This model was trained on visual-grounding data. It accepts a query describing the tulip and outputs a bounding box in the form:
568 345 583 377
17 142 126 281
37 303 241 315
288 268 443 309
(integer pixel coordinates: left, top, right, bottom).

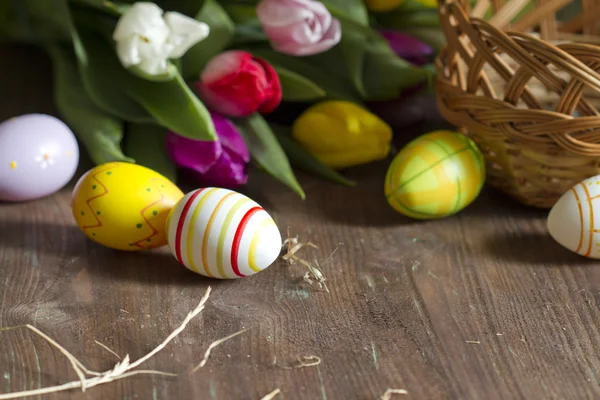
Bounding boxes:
195 50 282 118
364 0 404 12
165 111 250 188
113 2 210 75
379 30 434 66
292 101 393 169
256 0 342 56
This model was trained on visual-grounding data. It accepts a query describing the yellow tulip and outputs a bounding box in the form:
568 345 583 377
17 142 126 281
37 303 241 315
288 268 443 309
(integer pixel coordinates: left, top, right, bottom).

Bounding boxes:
292 101 393 169
415 0 438 8
364 0 404 12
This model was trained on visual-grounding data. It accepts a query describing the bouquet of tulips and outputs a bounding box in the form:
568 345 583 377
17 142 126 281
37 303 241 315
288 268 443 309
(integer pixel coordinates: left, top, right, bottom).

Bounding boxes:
1 0 442 197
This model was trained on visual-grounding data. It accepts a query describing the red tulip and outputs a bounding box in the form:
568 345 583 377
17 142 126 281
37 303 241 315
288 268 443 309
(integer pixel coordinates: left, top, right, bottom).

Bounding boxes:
195 50 282 118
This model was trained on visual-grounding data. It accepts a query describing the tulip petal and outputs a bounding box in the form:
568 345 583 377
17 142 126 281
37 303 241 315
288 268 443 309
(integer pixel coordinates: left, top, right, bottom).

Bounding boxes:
185 150 248 188
210 111 250 162
256 0 316 26
165 130 222 174
164 12 210 58
273 18 341 56
201 50 247 83
197 51 282 117
257 0 342 56
254 58 282 114
379 30 433 66
116 34 141 67
292 100 392 169
137 56 169 75
113 2 167 40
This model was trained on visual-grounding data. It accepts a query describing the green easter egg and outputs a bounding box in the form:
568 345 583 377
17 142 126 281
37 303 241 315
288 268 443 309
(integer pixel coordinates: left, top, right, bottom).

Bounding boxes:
384 130 486 219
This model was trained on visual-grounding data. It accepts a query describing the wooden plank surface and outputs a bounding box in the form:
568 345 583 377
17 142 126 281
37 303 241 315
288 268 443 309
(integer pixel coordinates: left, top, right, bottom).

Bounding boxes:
2 44 600 400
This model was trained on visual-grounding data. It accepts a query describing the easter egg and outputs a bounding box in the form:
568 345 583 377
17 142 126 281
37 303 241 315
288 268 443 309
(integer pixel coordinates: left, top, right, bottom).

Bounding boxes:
166 188 282 279
0 114 79 201
548 175 600 259
72 162 184 251
384 130 486 219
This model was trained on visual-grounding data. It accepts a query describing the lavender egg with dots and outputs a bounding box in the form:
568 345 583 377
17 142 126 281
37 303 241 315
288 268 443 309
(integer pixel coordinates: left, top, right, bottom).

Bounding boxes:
0 114 79 202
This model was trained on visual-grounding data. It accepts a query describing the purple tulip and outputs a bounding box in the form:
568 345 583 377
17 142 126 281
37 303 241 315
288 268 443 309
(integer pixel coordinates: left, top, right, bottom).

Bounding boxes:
165 111 250 188
379 30 434 66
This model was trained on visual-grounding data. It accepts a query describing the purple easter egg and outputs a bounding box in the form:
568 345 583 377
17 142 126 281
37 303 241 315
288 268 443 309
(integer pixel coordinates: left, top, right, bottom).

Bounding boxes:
0 114 79 202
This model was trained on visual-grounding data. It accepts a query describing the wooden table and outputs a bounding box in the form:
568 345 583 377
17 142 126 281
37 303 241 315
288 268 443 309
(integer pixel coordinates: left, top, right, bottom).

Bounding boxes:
2 44 600 400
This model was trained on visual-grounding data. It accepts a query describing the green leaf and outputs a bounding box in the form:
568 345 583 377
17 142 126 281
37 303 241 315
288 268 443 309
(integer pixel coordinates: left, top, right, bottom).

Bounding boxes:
221 4 259 24
70 0 129 16
0 0 34 41
77 28 217 141
375 9 441 29
22 0 73 42
182 0 235 79
124 123 177 182
274 66 326 101
337 19 368 97
271 125 355 187
48 44 133 165
338 17 432 100
153 0 205 17
321 0 369 26
236 113 305 199
126 70 217 141
128 63 179 82
70 24 154 123
231 25 268 46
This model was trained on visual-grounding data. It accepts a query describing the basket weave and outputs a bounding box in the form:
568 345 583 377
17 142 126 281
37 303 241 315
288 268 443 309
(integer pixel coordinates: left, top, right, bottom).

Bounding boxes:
435 0 600 208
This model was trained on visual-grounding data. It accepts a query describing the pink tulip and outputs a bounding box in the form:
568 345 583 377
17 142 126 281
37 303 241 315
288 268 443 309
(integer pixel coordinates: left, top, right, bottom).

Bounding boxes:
257 0 342 56
165 111 250 188
196 50 282 118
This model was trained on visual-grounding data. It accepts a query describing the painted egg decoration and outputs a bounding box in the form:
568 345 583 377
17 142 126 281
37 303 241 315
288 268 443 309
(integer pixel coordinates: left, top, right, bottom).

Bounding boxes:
0 114 79 201
72 162 184 251
384 130 486 219
166 188 282 279
548 174 600 259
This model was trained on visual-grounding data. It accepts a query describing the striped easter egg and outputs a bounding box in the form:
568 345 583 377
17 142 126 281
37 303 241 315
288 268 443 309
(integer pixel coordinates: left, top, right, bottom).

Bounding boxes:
384 130 486 219
166 188 282 279
548 174 600 259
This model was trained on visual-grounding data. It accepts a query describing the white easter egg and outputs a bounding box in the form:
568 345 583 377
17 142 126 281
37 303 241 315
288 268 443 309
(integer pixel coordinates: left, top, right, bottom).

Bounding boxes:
165 187 282 279
0 114 79 201
548 175 600 258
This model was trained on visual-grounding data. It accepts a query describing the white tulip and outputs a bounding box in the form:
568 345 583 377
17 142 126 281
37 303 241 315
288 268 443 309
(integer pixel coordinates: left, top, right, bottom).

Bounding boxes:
113 2 210 76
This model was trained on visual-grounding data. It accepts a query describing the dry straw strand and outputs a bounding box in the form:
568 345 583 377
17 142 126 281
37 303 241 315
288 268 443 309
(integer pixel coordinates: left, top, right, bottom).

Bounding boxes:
276 355 322 370
94 340 122 360
281 231 331 293
189 329 247 373
260 388 282 400
380 388 409 399
0 286 245 400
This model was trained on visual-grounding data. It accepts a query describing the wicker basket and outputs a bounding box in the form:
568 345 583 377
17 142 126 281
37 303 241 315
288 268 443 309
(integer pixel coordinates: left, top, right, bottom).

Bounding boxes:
435 0 600 208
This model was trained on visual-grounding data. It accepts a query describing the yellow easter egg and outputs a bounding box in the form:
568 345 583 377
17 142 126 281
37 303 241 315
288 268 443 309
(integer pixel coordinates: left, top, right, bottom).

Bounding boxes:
384 130 486 219
71 162 184 250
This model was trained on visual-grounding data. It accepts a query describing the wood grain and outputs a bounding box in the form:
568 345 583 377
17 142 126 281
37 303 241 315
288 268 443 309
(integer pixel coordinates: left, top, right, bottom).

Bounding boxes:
2 43 600 400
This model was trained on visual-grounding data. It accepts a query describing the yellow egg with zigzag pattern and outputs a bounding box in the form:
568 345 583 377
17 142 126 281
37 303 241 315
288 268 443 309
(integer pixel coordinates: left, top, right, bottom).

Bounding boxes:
384 131 486 219
71 162 184 251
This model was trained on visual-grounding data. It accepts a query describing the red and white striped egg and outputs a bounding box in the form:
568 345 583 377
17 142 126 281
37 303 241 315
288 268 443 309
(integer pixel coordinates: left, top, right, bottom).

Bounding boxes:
165 187 282 278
